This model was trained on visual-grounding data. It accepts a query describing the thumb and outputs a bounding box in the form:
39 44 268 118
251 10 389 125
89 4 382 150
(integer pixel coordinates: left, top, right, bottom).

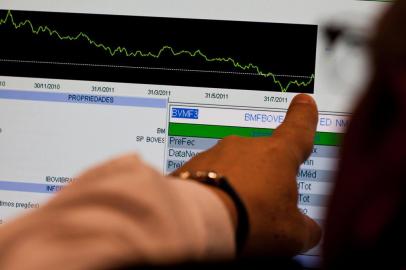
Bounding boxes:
273 94 318 165
300 213 322 252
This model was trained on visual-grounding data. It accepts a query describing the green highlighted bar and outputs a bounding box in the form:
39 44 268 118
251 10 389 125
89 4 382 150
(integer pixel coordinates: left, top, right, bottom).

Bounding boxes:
169 123 342 146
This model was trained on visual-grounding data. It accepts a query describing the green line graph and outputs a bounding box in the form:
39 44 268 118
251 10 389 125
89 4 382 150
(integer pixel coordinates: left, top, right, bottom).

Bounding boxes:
0 10 315 92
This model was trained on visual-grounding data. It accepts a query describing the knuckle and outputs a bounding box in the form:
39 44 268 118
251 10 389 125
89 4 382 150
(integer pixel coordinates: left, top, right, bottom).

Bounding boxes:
265 138 289 155
275 138 306 166
274 129 314 161
284 185 299 203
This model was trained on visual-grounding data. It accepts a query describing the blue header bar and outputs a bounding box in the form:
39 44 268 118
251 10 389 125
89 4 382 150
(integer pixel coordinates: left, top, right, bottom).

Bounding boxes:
0 89 167 108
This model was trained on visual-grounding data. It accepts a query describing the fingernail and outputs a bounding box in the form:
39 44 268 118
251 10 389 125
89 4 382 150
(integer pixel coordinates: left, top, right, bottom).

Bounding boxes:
292 94 315 105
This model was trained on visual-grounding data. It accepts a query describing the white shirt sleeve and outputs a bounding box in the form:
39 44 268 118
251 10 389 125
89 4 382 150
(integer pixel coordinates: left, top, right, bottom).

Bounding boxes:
0 154 235 270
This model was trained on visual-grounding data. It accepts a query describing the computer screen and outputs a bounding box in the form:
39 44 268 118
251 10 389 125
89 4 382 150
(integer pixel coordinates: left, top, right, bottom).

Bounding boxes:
0 0 387 268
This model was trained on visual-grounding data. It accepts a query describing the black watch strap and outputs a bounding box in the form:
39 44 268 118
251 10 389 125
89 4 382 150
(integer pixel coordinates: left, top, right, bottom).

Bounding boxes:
178 171 250 254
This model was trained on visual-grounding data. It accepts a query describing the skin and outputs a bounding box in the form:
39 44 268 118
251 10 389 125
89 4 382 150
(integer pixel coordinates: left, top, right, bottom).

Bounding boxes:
172 94 322 257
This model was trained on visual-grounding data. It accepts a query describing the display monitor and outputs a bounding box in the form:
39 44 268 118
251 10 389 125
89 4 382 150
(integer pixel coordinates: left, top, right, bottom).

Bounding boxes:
0 0 387 268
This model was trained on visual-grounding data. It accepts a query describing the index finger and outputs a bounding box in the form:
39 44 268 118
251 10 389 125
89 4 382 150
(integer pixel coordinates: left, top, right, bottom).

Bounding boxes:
272 94 319 165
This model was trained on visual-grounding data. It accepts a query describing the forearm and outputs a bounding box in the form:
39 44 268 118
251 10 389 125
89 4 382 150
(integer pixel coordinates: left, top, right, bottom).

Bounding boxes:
0 155 235 270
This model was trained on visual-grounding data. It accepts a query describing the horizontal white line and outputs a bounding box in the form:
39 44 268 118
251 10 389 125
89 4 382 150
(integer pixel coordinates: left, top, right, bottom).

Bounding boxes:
0 58 313 79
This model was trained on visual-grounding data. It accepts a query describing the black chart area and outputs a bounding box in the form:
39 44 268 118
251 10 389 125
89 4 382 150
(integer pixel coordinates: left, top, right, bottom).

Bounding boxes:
0 10 318 93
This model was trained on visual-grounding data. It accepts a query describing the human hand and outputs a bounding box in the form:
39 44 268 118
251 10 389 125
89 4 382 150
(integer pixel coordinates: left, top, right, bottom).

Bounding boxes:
172 94 321 257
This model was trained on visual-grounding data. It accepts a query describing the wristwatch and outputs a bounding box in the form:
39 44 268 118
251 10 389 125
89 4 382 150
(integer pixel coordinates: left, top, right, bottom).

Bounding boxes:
177 171 249 254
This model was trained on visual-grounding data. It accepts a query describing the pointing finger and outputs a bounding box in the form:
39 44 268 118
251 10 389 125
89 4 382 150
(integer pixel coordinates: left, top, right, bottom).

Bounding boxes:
273 94 318 166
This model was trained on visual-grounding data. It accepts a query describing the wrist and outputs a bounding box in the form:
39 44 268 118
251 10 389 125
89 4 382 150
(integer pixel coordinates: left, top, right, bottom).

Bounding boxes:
203 185 238 232
175 171 249 255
